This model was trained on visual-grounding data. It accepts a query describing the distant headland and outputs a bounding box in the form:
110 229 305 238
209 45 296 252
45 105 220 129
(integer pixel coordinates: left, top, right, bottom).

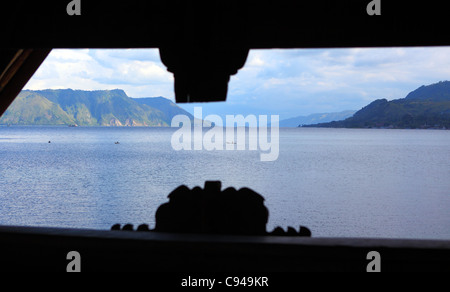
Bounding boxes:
303 81 450 129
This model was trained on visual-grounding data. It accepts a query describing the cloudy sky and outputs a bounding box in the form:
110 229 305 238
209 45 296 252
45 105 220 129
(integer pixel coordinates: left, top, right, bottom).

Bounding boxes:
24 47 450 120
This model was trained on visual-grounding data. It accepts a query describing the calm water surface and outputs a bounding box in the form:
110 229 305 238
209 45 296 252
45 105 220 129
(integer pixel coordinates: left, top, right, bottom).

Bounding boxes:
0 126 449 239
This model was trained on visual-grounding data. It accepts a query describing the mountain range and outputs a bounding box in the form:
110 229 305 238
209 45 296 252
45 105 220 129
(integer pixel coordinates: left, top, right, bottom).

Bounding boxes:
0 89 194 126
2 82 450 129
303 81 450 129
279 110 356 127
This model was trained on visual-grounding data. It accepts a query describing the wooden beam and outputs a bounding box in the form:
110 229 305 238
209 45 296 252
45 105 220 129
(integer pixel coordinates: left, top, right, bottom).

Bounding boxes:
0 49 51 117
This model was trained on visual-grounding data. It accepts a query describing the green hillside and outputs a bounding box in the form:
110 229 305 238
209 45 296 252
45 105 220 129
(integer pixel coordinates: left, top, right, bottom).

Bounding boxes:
0 89 193 126
0 92 75 125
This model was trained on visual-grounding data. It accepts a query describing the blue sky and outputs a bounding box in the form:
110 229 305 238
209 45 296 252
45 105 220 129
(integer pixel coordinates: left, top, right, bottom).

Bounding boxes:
24 47 450 120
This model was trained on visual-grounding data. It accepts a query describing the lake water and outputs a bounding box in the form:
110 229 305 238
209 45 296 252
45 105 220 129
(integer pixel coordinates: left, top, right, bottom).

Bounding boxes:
0 125 449 239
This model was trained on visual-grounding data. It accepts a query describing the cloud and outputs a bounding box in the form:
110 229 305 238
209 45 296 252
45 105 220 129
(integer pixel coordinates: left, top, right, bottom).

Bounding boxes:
24 46 450 119
224 46 450 118
246 52 265 67
25 49 175 99
92 60 172 86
